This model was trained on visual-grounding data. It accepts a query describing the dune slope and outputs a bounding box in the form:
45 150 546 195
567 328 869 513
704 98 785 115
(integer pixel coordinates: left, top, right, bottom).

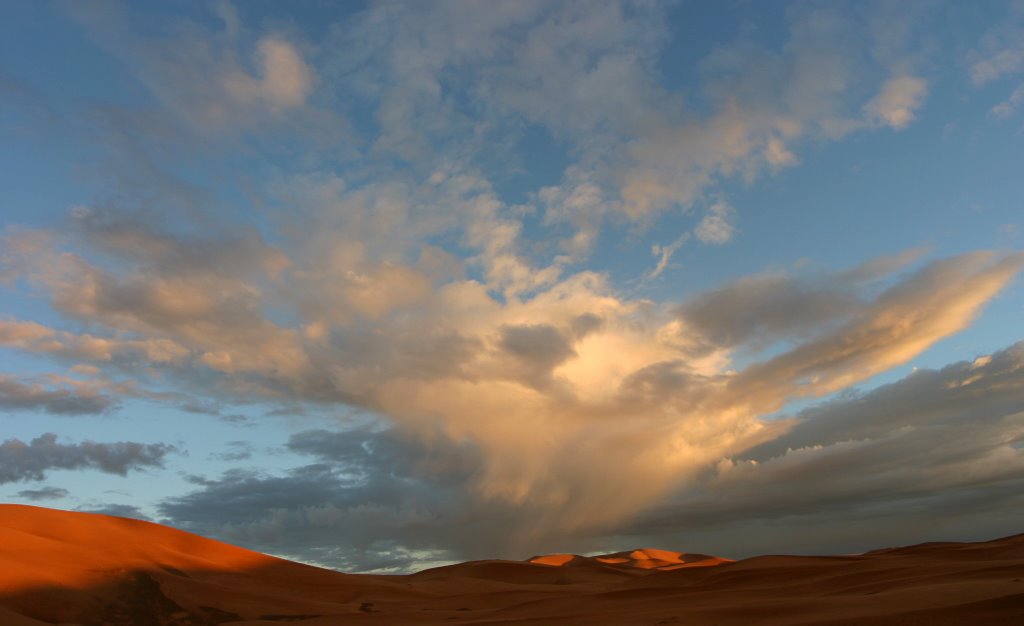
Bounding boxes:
2 504 1023 625
529 547 732 570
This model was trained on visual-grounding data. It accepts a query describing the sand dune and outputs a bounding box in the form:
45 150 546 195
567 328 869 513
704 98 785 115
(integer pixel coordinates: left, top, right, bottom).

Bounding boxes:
2 504 1023 624
530 547 732 571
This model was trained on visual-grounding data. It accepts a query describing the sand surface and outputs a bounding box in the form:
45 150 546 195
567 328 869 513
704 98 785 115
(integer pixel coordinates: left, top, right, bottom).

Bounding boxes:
2 504 1023 625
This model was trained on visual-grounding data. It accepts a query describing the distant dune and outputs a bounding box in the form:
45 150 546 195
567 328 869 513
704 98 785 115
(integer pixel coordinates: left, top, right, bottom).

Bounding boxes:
2 504 1023 625
529 547 732 570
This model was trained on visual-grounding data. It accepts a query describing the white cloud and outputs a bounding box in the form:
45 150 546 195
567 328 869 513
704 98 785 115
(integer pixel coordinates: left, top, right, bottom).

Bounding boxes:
648 233 689 279
224 37 314 113
314 0 935 250
695 202 736 245
968 0 1024 127
864 76 928 130
67 4 316 130
763 136 798 168
970 5 1024 86
971 48 1024 85
612 5 933 222
992 82 1024 117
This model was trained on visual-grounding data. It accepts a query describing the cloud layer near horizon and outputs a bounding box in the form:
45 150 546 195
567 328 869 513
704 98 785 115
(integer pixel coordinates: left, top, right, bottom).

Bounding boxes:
2 0 1024 571
158 337 1024 568
6 210 1022 564
624 338 1024 556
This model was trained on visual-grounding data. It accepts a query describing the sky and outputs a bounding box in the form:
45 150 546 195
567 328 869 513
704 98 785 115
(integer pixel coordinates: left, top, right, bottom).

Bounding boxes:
1 0 1023 573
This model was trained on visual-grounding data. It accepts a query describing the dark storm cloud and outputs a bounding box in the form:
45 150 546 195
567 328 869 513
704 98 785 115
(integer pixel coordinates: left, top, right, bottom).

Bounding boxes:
78 503 153 521
498 323 578 389
677 250 923 351
499 323 576 368
209 440 254 462
0 433 175 484
126 252 1024 570
287 427 482 487
158 426 493 571
620 340 1024 555
158 465 455 571
0 375 115 415
14 486 69 501
743 342 1024 461
157 333 1024 569
679 273 860 349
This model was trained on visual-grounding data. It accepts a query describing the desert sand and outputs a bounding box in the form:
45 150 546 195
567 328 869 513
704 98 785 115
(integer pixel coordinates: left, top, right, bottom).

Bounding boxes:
1 504 1022 625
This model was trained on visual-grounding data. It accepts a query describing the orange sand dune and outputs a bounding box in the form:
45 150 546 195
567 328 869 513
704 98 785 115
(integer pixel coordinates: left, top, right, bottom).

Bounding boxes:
530 547 732 571
2 504 1024 625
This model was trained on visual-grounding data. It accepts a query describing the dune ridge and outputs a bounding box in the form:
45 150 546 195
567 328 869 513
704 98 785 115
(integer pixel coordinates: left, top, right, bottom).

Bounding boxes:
529 547 732 571
2 504 1023 624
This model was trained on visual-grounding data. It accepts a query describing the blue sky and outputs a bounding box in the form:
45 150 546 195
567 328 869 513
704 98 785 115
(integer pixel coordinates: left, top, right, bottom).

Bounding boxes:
1 0 1023 572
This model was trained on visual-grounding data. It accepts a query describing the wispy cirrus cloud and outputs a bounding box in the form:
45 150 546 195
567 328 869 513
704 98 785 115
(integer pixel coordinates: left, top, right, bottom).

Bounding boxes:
969 1 1024 119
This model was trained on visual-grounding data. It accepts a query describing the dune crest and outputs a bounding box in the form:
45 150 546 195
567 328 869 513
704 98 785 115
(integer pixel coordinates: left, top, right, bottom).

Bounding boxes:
530 547 733 571
0 504 276 595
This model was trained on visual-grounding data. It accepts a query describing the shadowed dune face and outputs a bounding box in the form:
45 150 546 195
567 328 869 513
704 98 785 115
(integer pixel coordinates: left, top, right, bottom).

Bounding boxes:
2 505 1024 625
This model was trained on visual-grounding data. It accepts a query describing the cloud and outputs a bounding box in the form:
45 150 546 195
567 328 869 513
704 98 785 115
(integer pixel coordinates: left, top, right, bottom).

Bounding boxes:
66 2 316 130
992 82 1024 118
972 49 1024 85
2 1 1021 568
2 216 307 386
694 201 736 245
132 248 1022 564
224 37 314 113
0 433 175 484
78 503 153 521
0 316 189 366
677 249 924 351
968 2 1024 118
728 252 1024 405
313 0 936 249
0 375 115 415
160 333 1024 569
499 323 577 387
17 0 940 306
648 233 689 279
14 486 69 501
625 339 1024 556
863 76 928 130
969 2 1024 85
209 441 254 462
612 4 933 220
160 426 477 571
6 192 1023 549
680 274 857 351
